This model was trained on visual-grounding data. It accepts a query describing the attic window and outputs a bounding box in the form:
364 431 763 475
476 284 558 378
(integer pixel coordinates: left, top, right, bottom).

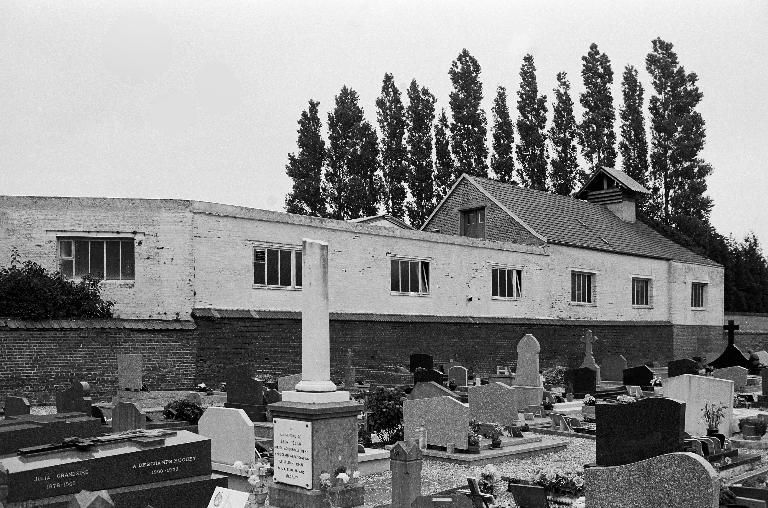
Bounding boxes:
461 208 486 239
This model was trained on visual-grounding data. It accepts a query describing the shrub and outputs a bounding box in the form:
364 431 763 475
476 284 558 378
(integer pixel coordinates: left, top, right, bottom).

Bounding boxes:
163 399 205 424
366 386 405 445
542 366 568 387
0 257 114 319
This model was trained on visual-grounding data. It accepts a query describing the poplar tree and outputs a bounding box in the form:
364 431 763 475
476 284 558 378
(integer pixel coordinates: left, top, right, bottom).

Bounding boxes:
376 73 407 219
618 65 649 188
579 43 617 171
646 38 711 225
515 54 548 190
448 49 488 178
285 100 326 216
434 109 454 203
548 72 580 195
405 80 436 229
324 86 381 220
490 86 515 184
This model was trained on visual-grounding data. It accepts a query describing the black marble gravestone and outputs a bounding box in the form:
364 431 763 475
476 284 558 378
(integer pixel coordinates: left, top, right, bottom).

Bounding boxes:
3 396 30 417
571 367 597 394
223 364 266 422
410 353 434 373
622 365 654 388
709 320 750 369
596 397 686 466
0 413 103 456
413 368 446 384
55 380 93 415
667 358 700 378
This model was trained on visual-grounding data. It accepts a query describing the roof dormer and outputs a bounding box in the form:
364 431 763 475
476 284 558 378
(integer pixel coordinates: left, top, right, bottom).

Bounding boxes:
575 167 650 223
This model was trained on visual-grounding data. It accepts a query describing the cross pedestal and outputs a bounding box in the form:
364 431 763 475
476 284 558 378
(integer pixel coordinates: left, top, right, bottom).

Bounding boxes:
268 239 363 508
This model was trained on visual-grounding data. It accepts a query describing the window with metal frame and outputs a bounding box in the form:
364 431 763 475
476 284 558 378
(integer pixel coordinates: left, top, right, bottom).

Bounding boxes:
691 282 706 308
390 258 430 295
571 271 594 304
58 238 135 280
632 278 651 306
253 246 302 289
492 267 522 299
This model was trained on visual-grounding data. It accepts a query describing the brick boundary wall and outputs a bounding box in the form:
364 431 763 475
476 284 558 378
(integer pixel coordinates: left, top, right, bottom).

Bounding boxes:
0 325 197 404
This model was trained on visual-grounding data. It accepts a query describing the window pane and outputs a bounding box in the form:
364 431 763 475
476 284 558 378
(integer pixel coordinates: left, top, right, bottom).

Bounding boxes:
74 240 89 277
571 272 577 301
492 269 499 297
106 241 121 279
506 270 516 298
59 259 73 278
478 209 485 223
515 270 522 297
585 275 592 303
400 261 410 292
90 241 104 278
421 262 429 293
266 249 279 285
254 249 266 285
409 261 419 293
295 251 302 287
60 240 72 258
280 249 292 287
499 268 507 298
121 241 135 280
391 260 399 292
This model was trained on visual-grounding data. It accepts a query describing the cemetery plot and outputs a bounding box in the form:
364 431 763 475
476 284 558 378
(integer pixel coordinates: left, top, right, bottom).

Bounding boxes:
0 413 103 456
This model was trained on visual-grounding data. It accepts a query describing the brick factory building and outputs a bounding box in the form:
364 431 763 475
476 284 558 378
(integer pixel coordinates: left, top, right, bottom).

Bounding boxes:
0 168 726 400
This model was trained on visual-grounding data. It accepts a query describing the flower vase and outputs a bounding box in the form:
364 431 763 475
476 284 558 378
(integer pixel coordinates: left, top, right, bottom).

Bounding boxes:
547 492 583 506
247 492 268 508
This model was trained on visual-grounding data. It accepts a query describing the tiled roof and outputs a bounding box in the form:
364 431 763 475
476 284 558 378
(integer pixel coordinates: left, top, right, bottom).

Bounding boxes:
0 319 196 330
577 166 650 196
469 175 719 266
349 214 414 230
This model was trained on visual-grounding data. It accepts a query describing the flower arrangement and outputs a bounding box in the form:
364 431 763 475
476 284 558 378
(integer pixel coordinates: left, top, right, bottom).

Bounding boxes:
319 466 361 508
582 394 596 406
467 431 481 447
702 402 727 431
233 460 274 507
533 466 585 497
478 464 498 496
616 394 636 404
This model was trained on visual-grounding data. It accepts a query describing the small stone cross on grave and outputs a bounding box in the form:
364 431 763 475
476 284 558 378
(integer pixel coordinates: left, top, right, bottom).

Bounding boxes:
724 320 740 347
580 330 601 384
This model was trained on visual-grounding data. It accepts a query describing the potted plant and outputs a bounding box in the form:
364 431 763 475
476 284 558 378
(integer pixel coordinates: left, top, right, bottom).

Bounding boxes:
478 464 498 496
319 466 362 508
489 424 504 449
233 460 274 507
702 402 727 436
467 431 481 454
533 467 586 506
581 394 596 420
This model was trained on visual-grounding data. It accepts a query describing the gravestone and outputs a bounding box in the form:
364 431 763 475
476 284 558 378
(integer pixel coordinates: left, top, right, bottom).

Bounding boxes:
111 401 147 432
623 365 654 388
596 398 686 466
468 382 518 426
585 452 719 508
601 354 627 382
277 373 302 392
408 381 460 401
709 320 750 369
448 366 468 388
410 353 434 373
0 413 102 456
580 330 602 384
223 364 265 422
198 407 255 466
668 358 700 378
403 396 470 449
664 374 734 436
512 333 544 407
712 366 748 392
0 430 225 505
117 353 143 391
754 350 768 367
69 490 115 508
572 367 597 394
263 387 281 404
390 441 422 508
413 368 446 384
4 396 30 417
55 380 93 415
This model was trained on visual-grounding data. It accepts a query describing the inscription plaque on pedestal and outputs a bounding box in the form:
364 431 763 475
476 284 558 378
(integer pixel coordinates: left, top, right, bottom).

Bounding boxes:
273 418 312 489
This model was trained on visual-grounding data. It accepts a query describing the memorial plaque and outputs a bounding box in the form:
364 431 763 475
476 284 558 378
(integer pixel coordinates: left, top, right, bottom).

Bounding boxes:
273 418 312 489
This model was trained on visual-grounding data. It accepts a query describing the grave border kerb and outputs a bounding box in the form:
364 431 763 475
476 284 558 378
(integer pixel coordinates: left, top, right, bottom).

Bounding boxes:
268 401 362 420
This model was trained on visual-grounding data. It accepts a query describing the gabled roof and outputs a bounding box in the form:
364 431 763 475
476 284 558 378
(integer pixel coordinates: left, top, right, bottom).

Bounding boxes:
465 175 719 266
349 214 414 230
575 166 650 198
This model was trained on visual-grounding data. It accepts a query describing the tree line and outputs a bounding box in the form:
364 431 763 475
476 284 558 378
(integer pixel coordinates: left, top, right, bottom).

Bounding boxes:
284 39 768 313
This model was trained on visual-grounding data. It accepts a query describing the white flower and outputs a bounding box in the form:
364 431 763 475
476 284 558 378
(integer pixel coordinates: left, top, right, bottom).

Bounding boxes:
233 461 245 472
320 472 331 482
248 474 261 486
352 470 360 480
337 472 350 484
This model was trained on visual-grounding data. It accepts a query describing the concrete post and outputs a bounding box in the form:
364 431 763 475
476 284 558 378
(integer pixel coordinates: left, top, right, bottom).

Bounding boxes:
390 440 423 508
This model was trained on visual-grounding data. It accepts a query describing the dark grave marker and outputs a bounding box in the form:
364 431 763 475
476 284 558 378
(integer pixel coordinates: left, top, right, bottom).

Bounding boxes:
709 320 750 369
0 413 102 456
413 368 446 384
571 367 597 394
668 358 700 378
410 353 434 373
622 365 654 388
55 380 93 415
263 388 281 405
0 430 212 504
223 364 266 422
601 354 627 382
596 397 685 467
3 397 30 417
112 402 147 432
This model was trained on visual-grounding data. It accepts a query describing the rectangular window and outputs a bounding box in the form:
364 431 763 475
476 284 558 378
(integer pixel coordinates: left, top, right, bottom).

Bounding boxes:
461 208 486 239
57 238 135 280
571 271 594 304
491 267 522 299
691 282 707 308
632 278 651 306
391 258 430 295
253 245 302 289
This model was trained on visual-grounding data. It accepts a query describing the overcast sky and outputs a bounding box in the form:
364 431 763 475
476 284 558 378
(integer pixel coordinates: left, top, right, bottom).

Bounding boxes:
2 1 766 247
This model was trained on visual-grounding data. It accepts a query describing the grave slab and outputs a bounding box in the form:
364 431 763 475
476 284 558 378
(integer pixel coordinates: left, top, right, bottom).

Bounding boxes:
448 366 468 388
403 396 469 449
0 413 103 456
600 354 627 382
407 382 460 401
277 373 302 393
713 366 749 392
668 358 700 378
3 397 30 417
111 402 147 433
55 381 93 415
197 407 255 466
622 365 654 388
664 374 734 437
468 382 517 426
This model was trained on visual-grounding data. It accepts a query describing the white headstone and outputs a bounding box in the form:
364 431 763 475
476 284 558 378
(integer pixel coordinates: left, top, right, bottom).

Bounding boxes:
448 366 468 387
198 407 256 465
515 334 542 387
663 374 734 437
711 366 748 392
403 396 470 449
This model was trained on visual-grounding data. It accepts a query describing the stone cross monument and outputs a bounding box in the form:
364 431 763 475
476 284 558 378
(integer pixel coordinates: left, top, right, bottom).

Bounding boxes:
580 329 601 384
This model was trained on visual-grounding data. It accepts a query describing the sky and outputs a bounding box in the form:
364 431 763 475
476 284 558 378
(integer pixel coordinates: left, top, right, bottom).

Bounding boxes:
1 1 767 247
